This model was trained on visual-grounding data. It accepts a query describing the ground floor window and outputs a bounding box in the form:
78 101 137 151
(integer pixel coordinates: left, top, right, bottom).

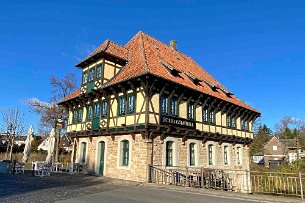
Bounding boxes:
224 146 229 165
189 143 196 166
208 144 215 165
80 142 87 164
236 146 242 164
166 141 173 166
121 140 129 166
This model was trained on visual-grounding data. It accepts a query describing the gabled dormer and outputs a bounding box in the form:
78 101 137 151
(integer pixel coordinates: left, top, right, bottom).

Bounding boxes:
77 40 128 94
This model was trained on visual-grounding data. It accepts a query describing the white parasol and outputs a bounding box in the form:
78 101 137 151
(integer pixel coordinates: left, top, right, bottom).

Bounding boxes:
45 128 55 164
22 126 34 163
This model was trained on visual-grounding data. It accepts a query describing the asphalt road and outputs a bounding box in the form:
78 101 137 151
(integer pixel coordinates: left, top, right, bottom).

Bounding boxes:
56 185 282 203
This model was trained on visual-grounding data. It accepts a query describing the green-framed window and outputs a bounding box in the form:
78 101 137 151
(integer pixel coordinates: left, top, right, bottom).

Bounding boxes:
72 109 78 124
127 93 135 114
232 116 236 128
189 143 196 166
82 71 88 84
166 141 173 166
87 105 93 121
118 96 126 115
77 108 83 123
209 110 215 125
93 102 100 118
88 68 95 82
160 96 168 114
245 120 249 131
227 114 236 128
121 140 129 166
241 119 245 130
187 102 195 120
203 108 208 123
96 64 103 79
169 98 178 116
101 100 108 118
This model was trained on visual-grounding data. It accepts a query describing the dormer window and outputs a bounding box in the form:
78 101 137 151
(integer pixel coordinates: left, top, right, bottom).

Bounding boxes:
88 68 95 82
184 71 202 86
212 85 220 92
160 61 181 78
96 64 103 79
82 71 88 85
226 92 234 98
193 78 202 86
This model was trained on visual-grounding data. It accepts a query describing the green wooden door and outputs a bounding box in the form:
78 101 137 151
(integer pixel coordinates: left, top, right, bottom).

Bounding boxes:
87 68 95 92
99 141 105 175
92 102 100 131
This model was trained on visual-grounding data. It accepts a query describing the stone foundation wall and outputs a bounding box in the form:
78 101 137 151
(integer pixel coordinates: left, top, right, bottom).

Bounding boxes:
151 135 250 171
75 134 150 182
74 134 250 186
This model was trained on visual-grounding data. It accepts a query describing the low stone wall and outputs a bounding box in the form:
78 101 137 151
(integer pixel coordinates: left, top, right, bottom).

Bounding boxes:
74 133 250 183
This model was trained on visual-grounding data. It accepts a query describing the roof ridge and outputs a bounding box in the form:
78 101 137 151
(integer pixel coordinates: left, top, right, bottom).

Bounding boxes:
140 32 149 71
104 39 111 51
125 31 144 47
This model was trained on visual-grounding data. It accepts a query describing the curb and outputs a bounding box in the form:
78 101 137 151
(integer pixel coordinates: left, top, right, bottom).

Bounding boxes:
141 183 304 203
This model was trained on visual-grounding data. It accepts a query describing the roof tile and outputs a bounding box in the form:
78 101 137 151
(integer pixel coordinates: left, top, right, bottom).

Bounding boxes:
61 32 260 113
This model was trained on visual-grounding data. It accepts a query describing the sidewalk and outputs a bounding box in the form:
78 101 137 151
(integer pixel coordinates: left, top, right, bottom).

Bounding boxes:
143 183 305 203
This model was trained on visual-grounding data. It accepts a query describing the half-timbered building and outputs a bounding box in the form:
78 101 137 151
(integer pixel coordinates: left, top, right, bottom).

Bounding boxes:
59 32 260 182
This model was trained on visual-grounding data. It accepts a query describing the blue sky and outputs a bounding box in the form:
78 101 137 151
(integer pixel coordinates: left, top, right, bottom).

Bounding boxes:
0 0 304 133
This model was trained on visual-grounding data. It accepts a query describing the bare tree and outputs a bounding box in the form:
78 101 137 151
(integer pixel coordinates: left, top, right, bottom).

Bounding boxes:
28 73 77 134
274 116 305 138
0 108 26 160
274 116 292 137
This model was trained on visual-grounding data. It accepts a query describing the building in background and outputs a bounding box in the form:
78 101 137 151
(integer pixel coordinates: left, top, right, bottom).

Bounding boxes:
263 136 302 169
59 32 260 182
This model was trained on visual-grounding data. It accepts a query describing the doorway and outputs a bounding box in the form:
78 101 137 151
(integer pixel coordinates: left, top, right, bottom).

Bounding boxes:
98 141 105 175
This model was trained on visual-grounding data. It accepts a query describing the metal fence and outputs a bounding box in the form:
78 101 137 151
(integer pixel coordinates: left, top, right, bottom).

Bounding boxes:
148 165 305 199
251 171 304 198
148 165 250 193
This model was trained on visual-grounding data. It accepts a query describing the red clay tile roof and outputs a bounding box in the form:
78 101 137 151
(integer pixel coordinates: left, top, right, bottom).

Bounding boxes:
61 31 260 114
60 89 80 103
76 40 128 67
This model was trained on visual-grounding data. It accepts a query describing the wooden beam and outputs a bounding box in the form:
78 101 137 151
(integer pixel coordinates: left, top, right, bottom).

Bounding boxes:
194 94 203 107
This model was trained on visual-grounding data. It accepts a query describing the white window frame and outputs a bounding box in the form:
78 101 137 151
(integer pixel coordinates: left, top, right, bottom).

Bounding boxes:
206 141 216 166
236 144 243 165
117 135 133 170
186 139 199 167
222 144 231 165
162 137 178 168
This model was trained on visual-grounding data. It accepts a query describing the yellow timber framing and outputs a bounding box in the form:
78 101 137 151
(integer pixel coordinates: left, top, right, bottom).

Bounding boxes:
61 74 260 146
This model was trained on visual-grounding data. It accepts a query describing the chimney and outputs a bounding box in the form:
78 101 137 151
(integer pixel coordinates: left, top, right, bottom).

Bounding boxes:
169 40 177 50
